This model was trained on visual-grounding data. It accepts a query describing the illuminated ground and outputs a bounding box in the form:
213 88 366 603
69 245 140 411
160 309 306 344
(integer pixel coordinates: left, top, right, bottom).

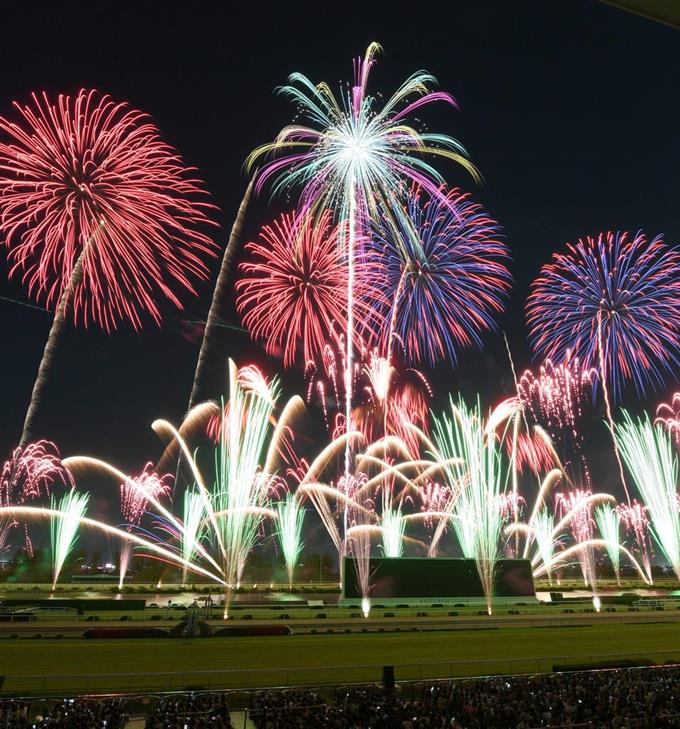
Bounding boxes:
1 622 679 694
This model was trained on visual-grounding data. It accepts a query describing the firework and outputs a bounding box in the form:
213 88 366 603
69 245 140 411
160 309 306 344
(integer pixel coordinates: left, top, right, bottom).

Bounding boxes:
418 481 452 533
120 464 172 527
50 490 89 588
119 464 172 586
480 397 532 556
248 42 478 218
299 463 376 601
528 231 680 398
656 393 680 445
431 397 508 614
2 503 226 585
518 354 595 481
614 410 680 580
527 231 680 500
556 489 596 586
345 485 375 616
0 519 15 558
306 337 430 456
509 431 556 475
519 355 593 431
211 362 281 600
181 490 206 585
159 361 305 615
66 360 304 604
248 43 478 474
617 500 653 583
364 187 511 366
304 332 360 431
274 493 305 588
0 89 218 330
595 503 622 583
1 441 73 552
237 210 376 367
530 509 559 585
64 455 226 583
63 361 305 608
1 441 72 505
355 364 431 456
0 90 218 444
380 505 405 558
506 473 648 585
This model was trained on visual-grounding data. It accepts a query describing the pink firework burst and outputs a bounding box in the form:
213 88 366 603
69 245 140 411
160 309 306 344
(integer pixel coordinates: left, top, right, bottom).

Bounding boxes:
617 500 652 578
0 441 73 505
419 481 451 511
556 488 596 584
0 89 218 331
1 441 73 553
518 353 595 481
237 210 381 369
656 393 680 444
518 353 594 435
120 463 172 528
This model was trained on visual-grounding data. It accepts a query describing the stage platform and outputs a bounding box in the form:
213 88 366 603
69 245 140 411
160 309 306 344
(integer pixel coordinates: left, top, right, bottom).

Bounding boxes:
342 557 537 605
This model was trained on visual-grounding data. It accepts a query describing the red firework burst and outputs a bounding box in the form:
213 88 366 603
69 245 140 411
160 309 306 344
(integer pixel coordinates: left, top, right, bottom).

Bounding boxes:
508 431 555 474
0 89 218 330
236 210 378 368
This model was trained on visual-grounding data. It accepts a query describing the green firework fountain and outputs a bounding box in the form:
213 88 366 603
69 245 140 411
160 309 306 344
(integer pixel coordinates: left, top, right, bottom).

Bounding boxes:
614 410 680 580
213 361 281 613
595 503 621 583
381 505 405 558
432 397 508 614
532 509 558 585
181 490 206 584
50 490 89 589
274 493 305 588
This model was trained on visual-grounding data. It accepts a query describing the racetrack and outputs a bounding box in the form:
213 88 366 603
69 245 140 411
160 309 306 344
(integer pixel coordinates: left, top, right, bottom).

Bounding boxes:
1 621 679 694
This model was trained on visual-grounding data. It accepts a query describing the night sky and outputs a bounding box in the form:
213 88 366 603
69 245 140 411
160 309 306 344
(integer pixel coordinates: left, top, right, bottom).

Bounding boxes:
1 1 679 509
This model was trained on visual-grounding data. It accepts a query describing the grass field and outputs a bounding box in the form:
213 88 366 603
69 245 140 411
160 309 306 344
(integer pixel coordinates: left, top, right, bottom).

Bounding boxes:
1 622 679 694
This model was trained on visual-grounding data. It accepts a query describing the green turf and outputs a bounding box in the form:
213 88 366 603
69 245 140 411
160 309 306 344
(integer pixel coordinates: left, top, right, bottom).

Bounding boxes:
1 622 680 693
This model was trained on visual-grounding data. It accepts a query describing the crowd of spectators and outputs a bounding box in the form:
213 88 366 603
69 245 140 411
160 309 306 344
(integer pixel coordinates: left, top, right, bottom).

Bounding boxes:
3 666 680 728
144 692 233 729
0 698 129 728
250 665 680 728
